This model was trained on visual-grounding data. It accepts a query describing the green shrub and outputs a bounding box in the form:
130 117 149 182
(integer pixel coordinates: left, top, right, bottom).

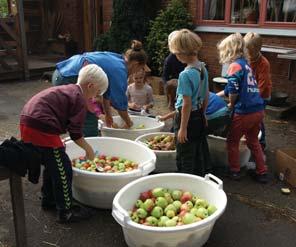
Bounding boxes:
145 0 193 75
94 0 161 53
0 0 9 18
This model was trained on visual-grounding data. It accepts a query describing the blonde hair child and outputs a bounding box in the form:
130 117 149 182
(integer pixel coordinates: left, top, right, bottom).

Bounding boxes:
169 29 210 175
216 33 268 183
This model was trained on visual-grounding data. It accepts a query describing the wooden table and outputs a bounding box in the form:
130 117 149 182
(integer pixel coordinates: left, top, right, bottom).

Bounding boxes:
0 166 27 247
277 53 296 80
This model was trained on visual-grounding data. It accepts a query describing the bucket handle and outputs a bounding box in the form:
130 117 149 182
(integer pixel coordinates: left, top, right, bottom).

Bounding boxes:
98 119 104 130
205 174 223 190
139 159 156 176
112 207 130 228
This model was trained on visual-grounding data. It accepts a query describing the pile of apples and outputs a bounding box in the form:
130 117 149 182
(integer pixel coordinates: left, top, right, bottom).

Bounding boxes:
112 123 145 129
72 155 139 173
129 187 217 227
145 135 175 151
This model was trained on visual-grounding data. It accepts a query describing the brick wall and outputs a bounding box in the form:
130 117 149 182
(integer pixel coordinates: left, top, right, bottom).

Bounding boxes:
197 32 296 101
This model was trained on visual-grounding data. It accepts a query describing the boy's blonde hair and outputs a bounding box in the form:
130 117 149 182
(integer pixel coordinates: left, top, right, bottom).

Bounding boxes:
168 30 179 46
244 32 262 55
169 29 202 56
217 33 246 64
77 64 108 95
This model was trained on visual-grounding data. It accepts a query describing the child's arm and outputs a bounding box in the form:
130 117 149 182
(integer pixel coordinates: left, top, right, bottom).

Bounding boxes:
143 85 154 111
102 98 113 127
159 111 176 121
179 96 191 143
74 137 95 160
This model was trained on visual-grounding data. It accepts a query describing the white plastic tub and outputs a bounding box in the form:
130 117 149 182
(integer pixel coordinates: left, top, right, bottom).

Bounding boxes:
207 132 262 168
112 173 227 247
135 132 177 173
65 137 156 209
98 115 165 140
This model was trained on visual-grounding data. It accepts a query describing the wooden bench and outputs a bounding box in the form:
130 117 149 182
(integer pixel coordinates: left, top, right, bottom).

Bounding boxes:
0 166 27 247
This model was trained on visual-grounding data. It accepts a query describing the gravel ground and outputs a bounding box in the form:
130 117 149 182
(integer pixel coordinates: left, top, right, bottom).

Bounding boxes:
0 79 296 247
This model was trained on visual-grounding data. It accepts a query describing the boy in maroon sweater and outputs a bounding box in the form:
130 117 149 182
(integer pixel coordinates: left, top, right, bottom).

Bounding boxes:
20 64 108 223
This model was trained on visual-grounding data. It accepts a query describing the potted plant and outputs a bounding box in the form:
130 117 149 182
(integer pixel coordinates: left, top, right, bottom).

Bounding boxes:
243 0 258 24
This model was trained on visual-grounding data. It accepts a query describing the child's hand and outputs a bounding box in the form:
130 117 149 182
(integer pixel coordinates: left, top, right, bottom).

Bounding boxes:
105 114 113 127
143 105 150 111
158 115 166 121
177 128 188 143
85 147 95 160
130 102 141 110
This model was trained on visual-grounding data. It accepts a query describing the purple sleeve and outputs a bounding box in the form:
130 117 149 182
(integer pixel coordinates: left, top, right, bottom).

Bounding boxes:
68 98 87 140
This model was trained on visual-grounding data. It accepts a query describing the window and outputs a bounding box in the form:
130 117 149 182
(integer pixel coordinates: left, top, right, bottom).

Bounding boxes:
266 0 296 22
199 0 296 28
231 0 260 24
203 0 226 20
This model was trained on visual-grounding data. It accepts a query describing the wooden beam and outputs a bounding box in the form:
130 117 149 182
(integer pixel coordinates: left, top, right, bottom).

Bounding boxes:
0 56 13 70
0 49 17 56
0 19 20 44
16 0 29 80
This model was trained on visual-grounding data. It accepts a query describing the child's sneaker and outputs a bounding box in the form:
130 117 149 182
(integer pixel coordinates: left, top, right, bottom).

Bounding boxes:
248 170 269 184
57 205 96 224
227 170 241 181
255 173 269 184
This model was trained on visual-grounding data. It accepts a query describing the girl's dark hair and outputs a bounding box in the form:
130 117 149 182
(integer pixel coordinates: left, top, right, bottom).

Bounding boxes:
125 40 148 65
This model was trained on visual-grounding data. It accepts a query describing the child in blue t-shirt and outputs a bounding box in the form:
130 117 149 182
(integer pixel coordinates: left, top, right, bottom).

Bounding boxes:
217 33 267 183
159 92 230 136
168 29 210 176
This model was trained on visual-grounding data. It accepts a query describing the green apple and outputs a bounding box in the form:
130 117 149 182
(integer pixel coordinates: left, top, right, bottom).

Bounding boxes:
194 199 209 209
152 188 165 197
131 212 139 223
165 219 177 227
145 216 158 226
164 204 177 214
182 212 196 225
166 209 175 218
135 199 143 208
151 206 163 218
185 201 194 210
207 205 217 216
172 200 182 211
196 207 208 219
155 197 168 209
171 190 182 200
136 208 147 219
158 216 169 227
190 207 199 217
143 199 154 212
164 192 173 204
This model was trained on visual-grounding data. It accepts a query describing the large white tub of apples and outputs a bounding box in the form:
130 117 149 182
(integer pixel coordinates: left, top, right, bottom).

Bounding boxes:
135 132 177 173
112 173 227 247
98 115 165 140
65 137 156 209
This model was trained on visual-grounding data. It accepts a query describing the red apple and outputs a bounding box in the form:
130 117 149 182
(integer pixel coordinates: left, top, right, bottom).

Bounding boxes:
139 190 152 201
180 191 192 203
